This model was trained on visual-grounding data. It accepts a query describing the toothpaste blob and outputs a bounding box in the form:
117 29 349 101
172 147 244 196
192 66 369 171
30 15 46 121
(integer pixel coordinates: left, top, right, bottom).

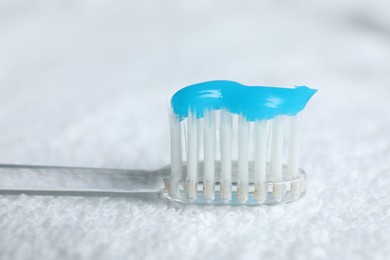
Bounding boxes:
171 80 317 121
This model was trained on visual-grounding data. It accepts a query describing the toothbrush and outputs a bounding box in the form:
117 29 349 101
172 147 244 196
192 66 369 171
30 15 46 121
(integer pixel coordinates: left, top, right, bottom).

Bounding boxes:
0 80 316 206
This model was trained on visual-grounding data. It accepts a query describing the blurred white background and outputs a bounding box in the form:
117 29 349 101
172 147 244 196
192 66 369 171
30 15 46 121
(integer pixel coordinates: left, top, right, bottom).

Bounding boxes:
1 0 389 170
1 1 390 259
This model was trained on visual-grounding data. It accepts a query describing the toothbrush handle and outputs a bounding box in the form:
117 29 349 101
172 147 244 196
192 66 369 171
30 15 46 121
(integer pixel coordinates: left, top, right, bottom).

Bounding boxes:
0 164 169 196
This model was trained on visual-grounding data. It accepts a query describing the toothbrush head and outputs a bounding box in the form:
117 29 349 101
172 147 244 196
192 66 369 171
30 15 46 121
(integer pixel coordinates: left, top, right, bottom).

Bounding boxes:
162 80 317 206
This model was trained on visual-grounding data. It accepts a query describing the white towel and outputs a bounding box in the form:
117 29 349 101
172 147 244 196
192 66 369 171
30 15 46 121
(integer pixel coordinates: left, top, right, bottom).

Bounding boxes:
1 1 390 259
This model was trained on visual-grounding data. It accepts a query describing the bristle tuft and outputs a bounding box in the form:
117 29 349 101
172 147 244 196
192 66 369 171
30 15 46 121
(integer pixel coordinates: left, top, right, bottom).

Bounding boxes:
186 111 198 200
168 109 304 204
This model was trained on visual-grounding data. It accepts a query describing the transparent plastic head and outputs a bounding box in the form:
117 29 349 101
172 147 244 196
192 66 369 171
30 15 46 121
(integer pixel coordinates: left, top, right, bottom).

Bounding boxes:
160 161 307 206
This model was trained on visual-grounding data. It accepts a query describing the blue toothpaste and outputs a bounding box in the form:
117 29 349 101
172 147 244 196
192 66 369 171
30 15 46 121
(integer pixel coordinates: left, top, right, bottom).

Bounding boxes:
171 80 317 121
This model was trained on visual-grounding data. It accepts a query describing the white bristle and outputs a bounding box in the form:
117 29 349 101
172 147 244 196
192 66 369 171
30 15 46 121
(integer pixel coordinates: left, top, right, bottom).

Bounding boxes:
288 115 300 198
186 111 198 200
288 115 300 178
238 115 249 203
169 106 303 203
169 110 182 196
254 120 268 202
220 110 232 202
271 116 284 201
203 110 215 201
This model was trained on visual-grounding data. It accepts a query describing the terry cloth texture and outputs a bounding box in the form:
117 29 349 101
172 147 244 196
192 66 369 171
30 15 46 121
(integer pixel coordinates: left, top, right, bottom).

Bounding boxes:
1 1 390 259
